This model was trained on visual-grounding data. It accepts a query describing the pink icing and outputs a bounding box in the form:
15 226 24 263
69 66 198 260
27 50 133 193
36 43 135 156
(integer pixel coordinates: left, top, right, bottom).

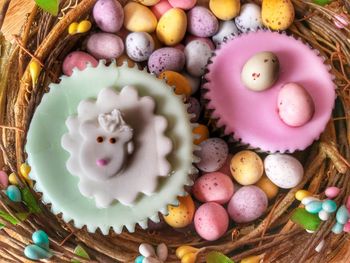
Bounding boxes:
204 31 336 153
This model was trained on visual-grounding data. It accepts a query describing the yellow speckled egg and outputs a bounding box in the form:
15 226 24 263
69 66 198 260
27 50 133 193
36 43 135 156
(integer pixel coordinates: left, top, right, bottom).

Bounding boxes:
255 175 278 200
164 195 195 228
135 0 160 6
209 0 240 20
157 8 187 46
158 71 192 96
124 2 157 33
295 189 312 201
262 0 295 30
230 150 263 185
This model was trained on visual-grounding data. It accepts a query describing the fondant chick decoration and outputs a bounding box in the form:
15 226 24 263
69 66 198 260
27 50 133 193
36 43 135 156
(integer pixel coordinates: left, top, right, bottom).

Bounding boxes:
62 86 172 208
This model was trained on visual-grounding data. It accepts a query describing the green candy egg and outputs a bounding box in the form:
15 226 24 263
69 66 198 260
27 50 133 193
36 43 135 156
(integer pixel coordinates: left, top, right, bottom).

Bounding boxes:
313 0 331 6
6 185 22 202
24 245 53 260
291 208 321 231
32 230 49 250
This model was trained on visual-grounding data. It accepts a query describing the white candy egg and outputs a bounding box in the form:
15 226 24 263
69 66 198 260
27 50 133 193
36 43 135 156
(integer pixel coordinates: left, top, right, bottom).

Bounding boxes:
185 40 212 77
126 32 155 62
212 20 239 46
235 3 263 32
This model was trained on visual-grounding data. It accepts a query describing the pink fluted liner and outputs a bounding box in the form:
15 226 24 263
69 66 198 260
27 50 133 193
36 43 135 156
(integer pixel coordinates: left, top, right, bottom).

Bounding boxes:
204 31 336 153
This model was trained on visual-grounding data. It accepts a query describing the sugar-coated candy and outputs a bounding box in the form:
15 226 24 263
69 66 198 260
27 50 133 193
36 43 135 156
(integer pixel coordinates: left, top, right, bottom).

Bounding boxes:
305 201 323 214
6 185 22 202
290 208 321 231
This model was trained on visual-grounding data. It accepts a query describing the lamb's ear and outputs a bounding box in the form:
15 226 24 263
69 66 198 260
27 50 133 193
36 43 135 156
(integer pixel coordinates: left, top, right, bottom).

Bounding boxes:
80 121 99 139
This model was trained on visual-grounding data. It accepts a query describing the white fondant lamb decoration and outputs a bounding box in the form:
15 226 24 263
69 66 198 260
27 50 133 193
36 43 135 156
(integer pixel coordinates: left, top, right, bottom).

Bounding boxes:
61 86 172 208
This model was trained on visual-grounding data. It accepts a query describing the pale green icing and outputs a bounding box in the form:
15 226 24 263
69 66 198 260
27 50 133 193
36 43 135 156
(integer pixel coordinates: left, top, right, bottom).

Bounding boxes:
25 61 195 234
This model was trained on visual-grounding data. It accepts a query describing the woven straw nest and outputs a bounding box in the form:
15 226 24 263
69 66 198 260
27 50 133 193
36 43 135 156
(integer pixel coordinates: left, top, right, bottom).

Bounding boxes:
0 0 349 262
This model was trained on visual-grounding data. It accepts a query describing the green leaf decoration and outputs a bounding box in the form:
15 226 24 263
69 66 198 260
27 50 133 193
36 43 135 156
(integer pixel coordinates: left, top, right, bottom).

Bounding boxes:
35 0 59 16
0 210 30 225
71 245 90 263
21 187 42 213
0 223 4 229
206 252 234 263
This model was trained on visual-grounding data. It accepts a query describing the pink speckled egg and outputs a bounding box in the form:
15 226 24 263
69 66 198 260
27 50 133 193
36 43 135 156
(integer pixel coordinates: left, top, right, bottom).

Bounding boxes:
93 0 124 33
277 83 315 127
227 186 268 223
62 51 98 76
196 138 229 172
169 0 197 10
194 202 229 241
187 6 219 37
187 97 201 122
151 0 172 19
218 154 233 176
193 172 234 204
148 47 185 75
185 35 215 50
86 33 124 59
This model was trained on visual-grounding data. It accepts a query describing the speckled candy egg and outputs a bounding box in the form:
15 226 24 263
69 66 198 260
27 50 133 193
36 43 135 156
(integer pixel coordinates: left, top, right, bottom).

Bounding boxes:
235 3 263 32
193 172 234 204
158 71 192 96
164 195 195 228
169 0 197 10
212 20 239 46
157 8 187 46
123 2 158 33
151 0 172 19
227 186 268 223
218 154 233 176
148 47 185 75
209 0 240 21
86 33 124 59
262 0 294 30
277 83 315 127
126 32 155 62
187 6 219 37
241 51 280 92
185 40 212 77
194 202 229 241
255 175 279 200
183 72 200 94
136 0 160 6
62 51 98 76
193 124 209 145
93 0 124 33
196 138 228 172
185 35 215 50
264 154 304 189
230 150 264 185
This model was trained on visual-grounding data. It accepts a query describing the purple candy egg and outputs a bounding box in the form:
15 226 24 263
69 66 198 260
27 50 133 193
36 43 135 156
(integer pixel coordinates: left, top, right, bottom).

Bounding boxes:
148 48 186 75
187 6 219 37
196 138 228 172
93 0 124 33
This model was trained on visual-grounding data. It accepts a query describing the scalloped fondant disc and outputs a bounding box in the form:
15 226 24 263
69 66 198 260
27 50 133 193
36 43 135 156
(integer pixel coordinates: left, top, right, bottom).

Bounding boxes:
204 31 336 153
25 61 195 234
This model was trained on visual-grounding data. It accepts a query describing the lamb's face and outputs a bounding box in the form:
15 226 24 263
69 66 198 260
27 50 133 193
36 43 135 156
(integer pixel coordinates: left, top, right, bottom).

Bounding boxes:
79 113 133 182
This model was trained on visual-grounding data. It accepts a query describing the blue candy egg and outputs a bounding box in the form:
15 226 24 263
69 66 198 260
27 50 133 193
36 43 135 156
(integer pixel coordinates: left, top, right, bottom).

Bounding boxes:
6 185 22 202
135 255 145 263
305 201 323 214
32 230 49 250
336 205 349 224
332 222 344 234
322 200 337 213
24 244 53 260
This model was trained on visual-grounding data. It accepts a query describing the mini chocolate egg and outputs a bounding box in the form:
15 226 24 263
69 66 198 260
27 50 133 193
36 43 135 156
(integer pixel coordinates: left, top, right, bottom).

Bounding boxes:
194 202 229 241
185 40 212 77
230 150 264 185
151 0 172 19
148 47 185 75
62 51 98 76
187 97 201 122
87 33 124 59
157 8 187 46
227 185 268 223
262 0 294 30
193 124 209 145
193 172 234 204
187 6 219 38
126 32 155 62
182 72 200 94
209 0 240 21
277 83 315 127
218 154 233 176
185 35 215 50
164 195 195 228
196 138 228 172
264 153 304 189
241 51 280 92
136 0 160 6
212 20 239 46
123 2 158 33
158 71 192 96
169 0 197 10
255 175 279 200
235 3 263 32
93 0 124 33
